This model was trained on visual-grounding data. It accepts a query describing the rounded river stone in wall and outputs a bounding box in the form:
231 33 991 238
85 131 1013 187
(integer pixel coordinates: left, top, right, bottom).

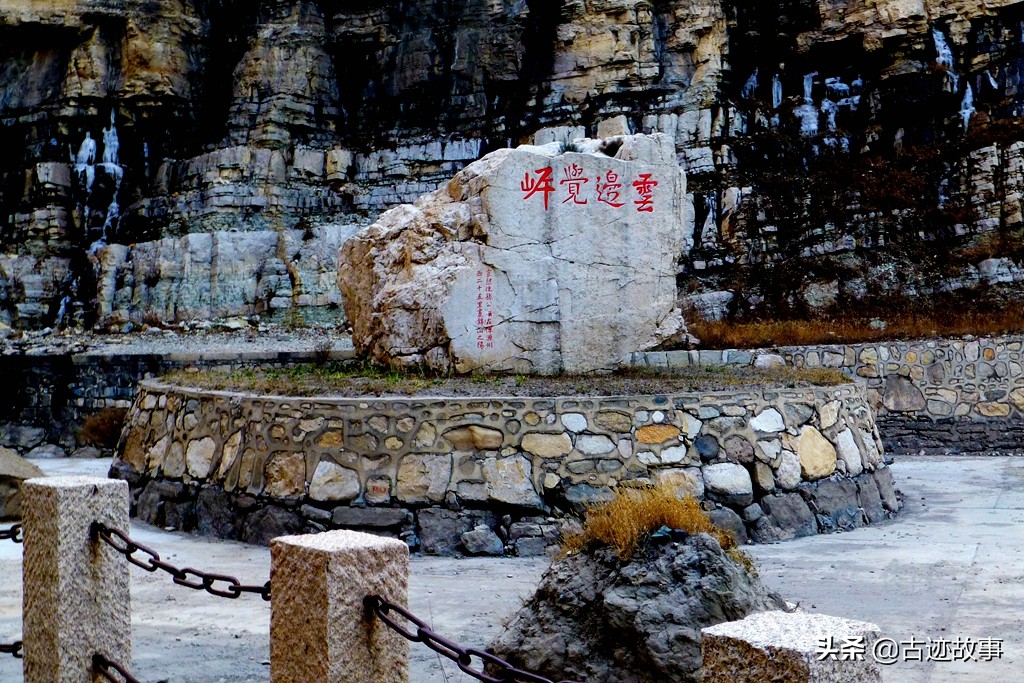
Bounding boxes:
703 463 753 506
636 424 681 444
882 375 926 412
694 435 719 461
593 410 632 433
521 433 573 458
444 425 504 450
749 408 785 433
797 427 837 481
723 436 754 464
308 460 360 502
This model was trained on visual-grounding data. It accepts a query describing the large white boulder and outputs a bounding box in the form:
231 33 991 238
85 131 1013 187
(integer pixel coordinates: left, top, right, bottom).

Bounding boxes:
338 134 690 374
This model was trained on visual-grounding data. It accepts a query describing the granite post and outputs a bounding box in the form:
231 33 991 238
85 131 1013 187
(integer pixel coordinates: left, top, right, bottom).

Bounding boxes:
22 476 131 683
702 611 882 682
270 529 410 683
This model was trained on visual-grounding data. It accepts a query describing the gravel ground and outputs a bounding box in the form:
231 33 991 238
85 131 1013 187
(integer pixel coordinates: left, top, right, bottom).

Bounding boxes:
1 323 355 358
0 459 546 683
2 456 1023 682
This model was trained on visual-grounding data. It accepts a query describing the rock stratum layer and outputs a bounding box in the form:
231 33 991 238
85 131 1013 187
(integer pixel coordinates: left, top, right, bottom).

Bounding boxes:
5 1 1024 328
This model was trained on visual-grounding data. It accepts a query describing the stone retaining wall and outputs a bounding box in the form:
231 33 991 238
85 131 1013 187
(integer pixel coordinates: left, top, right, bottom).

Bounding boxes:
632 335 1024 455
112 379 900 555
7 334 1023 458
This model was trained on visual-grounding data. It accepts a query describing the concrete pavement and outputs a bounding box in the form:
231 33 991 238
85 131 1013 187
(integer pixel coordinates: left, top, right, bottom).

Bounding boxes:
747 456 1024 683
1 456 1021 682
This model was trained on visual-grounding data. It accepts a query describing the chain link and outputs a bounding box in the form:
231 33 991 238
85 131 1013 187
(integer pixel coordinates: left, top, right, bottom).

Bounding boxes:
365 595 587 683
0 524 23 544
93 653 143 683
91 522 271 601
0 640 22 659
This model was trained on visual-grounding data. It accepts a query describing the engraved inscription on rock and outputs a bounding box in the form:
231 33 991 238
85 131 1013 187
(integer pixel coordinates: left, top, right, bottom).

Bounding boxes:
339 134 690 375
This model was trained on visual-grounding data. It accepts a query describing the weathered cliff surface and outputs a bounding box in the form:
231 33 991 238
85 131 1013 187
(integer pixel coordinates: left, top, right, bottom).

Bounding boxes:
4 0 1024 329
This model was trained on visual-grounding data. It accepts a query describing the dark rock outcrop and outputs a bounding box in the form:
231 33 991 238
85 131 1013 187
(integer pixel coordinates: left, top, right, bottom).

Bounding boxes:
488 533 787 683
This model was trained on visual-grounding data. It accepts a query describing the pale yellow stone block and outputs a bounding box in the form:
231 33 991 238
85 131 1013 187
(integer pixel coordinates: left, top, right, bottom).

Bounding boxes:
270 530 409 683
703 611 881 682
798 426 837 481
22 476 131 683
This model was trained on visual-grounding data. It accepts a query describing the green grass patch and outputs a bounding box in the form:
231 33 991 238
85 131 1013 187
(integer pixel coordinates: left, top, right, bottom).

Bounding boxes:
163 360 847 398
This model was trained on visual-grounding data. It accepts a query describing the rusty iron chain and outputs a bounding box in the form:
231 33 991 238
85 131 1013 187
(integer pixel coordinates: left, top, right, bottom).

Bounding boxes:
93 653 143 683
365 595 587 683
1 526 25 661
0 525 23 660
91 522 271 601
0 524 23 544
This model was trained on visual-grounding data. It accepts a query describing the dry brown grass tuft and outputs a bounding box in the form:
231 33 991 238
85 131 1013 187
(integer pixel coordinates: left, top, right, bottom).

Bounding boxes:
78 407 128 449
562 484 754 573
689 309 1024 350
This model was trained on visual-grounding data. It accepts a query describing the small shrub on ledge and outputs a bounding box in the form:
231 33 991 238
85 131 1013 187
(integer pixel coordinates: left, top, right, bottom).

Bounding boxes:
561 483 755 573
687 306 1024 350
78 407 128 449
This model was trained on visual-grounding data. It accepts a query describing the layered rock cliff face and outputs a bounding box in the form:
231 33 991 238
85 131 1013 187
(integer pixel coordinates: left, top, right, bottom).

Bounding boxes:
3 0 1024 330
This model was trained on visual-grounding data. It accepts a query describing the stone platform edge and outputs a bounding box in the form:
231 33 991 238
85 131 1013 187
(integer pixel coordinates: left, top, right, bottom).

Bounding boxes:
630 334 1024 455
111 377 900 556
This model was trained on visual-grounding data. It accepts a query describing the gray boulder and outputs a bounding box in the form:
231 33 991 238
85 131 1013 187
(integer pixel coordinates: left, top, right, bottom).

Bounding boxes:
241 506 304 546
488 533 786 682
0 447 46 520
26 443 67 459
461 525 505 556
2 426 46 451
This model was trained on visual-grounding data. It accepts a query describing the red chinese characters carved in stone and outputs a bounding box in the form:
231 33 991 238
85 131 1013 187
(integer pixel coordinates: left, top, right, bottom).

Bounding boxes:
596 170 626 208
560 163 589 205
632 173 658 213
521 167 555 210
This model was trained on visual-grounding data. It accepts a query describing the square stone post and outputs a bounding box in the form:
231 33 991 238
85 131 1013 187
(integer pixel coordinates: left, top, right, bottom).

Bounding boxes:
702 611 882 682
270 530 409 683
22 476 131 683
